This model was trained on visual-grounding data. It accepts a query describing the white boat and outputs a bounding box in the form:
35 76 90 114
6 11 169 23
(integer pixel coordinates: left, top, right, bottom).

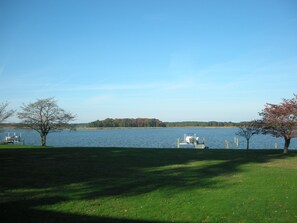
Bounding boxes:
177 134 207 149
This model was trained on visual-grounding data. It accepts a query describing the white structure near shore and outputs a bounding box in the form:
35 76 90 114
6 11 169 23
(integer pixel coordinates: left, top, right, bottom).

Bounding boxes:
2 132 24 145
177 134 207 149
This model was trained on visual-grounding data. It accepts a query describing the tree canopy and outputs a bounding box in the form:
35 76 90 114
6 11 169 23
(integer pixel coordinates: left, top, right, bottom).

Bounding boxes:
257 94 297 154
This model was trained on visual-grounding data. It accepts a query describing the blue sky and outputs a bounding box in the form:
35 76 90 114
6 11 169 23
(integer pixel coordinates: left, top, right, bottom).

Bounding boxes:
1 0 296 122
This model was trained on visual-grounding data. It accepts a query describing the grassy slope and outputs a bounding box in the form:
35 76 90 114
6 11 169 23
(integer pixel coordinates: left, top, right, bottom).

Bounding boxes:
0 146 296 223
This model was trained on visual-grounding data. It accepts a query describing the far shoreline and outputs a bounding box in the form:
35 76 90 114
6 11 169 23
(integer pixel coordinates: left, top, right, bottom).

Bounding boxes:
74 126 240 130
1 124 241 131
1 126 240 131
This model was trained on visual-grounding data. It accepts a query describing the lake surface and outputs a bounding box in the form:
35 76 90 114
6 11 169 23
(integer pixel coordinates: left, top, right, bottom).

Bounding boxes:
1 128 296 150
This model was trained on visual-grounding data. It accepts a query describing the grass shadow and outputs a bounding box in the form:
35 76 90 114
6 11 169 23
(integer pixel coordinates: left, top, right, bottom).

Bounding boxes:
0 147 296 222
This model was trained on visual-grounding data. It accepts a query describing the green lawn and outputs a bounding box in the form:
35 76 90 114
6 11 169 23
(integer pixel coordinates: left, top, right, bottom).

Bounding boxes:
0 146 296 223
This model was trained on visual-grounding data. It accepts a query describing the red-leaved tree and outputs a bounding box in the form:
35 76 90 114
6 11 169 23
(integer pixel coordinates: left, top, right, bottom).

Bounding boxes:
258 94 297 154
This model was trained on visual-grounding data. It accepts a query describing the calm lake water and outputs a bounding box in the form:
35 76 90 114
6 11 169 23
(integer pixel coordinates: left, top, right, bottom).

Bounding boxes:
1 128 296 150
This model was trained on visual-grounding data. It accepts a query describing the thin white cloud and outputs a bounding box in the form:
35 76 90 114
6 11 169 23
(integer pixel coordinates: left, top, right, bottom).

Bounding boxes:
3 81 192 93
81 82 195 91
86 95 114 105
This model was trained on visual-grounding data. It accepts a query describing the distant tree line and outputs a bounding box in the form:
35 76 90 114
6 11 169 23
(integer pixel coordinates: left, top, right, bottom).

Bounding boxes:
88 118 166 128
87 119 252 128
165 121 249 127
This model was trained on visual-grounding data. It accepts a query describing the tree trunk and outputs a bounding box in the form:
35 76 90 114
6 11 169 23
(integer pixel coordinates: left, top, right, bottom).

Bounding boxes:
41 134 47 146
246 139 250 150
283 137 291 154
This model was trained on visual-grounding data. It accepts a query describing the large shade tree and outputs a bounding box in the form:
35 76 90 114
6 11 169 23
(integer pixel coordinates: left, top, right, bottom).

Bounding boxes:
0 102 15 123
258 94 297 154
17 98 76 146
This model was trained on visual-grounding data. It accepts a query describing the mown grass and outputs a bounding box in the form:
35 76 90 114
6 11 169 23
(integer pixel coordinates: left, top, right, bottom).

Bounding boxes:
0 145 296 223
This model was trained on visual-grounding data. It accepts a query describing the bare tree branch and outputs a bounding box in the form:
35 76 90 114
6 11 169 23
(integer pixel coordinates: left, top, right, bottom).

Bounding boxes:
236 122 260 150
17 98 76 146
0 102 15 123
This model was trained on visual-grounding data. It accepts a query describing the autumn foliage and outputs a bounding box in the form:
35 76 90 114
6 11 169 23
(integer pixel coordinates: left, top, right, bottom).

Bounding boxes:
258 94 297 153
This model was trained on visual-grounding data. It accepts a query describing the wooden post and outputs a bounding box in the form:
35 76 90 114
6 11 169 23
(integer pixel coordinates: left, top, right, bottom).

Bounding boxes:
225 140 229 149
234 137 239 149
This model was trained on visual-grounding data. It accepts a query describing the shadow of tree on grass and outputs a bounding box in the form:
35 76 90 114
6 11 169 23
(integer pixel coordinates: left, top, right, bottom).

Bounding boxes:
1 196 168 223
0 148 296 222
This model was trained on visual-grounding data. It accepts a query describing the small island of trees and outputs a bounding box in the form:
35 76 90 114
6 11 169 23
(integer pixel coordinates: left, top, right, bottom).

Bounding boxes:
88 118 166 128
